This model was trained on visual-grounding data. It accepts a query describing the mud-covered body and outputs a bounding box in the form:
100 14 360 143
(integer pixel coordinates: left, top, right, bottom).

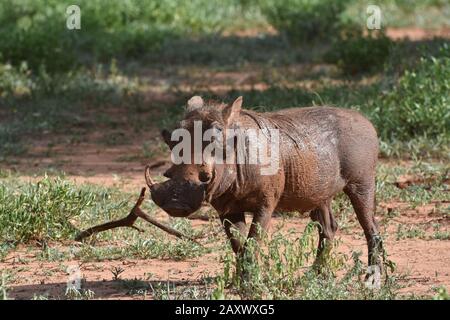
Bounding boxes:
210 107 378 216
147 96 382 273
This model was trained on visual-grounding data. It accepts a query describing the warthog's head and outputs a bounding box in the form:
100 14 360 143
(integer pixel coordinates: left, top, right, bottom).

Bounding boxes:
146 96 243 217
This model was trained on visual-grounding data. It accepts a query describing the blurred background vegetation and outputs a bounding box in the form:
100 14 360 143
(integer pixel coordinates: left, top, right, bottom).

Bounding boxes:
0 0 449 159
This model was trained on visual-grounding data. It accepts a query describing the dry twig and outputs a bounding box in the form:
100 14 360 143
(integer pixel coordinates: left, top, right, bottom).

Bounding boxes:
75 188 200 245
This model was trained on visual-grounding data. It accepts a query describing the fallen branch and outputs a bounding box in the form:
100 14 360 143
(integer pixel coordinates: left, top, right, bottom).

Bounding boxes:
75 188 200 245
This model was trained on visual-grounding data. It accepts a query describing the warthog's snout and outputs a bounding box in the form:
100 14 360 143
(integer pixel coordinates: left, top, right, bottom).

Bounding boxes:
146 167 205 217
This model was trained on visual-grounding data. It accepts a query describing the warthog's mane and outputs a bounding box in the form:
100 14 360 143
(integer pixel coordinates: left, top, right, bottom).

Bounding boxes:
241 109 306 151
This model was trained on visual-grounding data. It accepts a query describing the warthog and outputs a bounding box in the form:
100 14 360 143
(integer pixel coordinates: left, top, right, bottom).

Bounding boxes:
146 96 383 275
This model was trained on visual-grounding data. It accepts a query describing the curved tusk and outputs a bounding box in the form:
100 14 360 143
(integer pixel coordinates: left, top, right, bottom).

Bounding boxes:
145 165 155 187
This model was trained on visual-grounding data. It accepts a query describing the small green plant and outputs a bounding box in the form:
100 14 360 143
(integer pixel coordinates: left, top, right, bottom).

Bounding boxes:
211 277 226 300
0 272 9 300
433 286 449 300
65 288 95 300
128 237 208 261
149 279 215 300
395 225 426 240
110 266 125 280
0 176 93 244
432 231 450 240
37 246 68 262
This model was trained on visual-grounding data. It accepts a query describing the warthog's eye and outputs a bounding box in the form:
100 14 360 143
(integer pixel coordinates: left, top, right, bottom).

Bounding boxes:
199 171 211 183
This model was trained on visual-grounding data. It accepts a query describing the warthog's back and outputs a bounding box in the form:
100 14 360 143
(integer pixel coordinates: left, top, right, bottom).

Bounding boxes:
255 106 378 212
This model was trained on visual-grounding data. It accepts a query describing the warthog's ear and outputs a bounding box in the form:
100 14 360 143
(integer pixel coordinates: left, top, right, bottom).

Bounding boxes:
161 129 175 149
222 96 242 125
186 95 204 112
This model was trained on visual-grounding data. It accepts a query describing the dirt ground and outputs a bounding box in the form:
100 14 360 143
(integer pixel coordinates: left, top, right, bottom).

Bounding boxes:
1 27 449 299
1 197 449 299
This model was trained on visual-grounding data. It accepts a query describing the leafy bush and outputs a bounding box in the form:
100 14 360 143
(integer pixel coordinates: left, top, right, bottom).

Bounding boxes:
325 30 393 74
260 0 351 43
373 51 449 141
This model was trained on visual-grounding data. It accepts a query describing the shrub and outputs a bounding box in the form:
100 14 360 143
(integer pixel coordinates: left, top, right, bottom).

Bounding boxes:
261 0 351 43
325 30 393 74
373 51 449 141
0 176 136 245
0 0 259 72
0 177 98 244
0 1 78 72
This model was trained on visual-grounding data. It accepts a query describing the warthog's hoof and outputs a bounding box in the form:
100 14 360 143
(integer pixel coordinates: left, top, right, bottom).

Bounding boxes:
365 265 382 289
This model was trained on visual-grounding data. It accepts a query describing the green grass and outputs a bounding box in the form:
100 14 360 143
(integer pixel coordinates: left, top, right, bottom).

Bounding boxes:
0 175 212 261
123 227 406 300
432 231 450 240
376 161 449 205
373 52 449 142
0 176 100 244
65 288 95 300
433 286 450 300
396 225 426 240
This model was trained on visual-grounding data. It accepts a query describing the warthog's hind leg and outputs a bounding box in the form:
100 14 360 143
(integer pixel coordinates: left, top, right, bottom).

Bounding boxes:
344 180 383 285
309 199 338 269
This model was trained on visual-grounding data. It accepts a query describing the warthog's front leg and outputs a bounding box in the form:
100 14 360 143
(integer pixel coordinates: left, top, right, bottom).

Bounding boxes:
247 210 272 244
220 212 247 255
220 209 272 255
221 209 272 282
